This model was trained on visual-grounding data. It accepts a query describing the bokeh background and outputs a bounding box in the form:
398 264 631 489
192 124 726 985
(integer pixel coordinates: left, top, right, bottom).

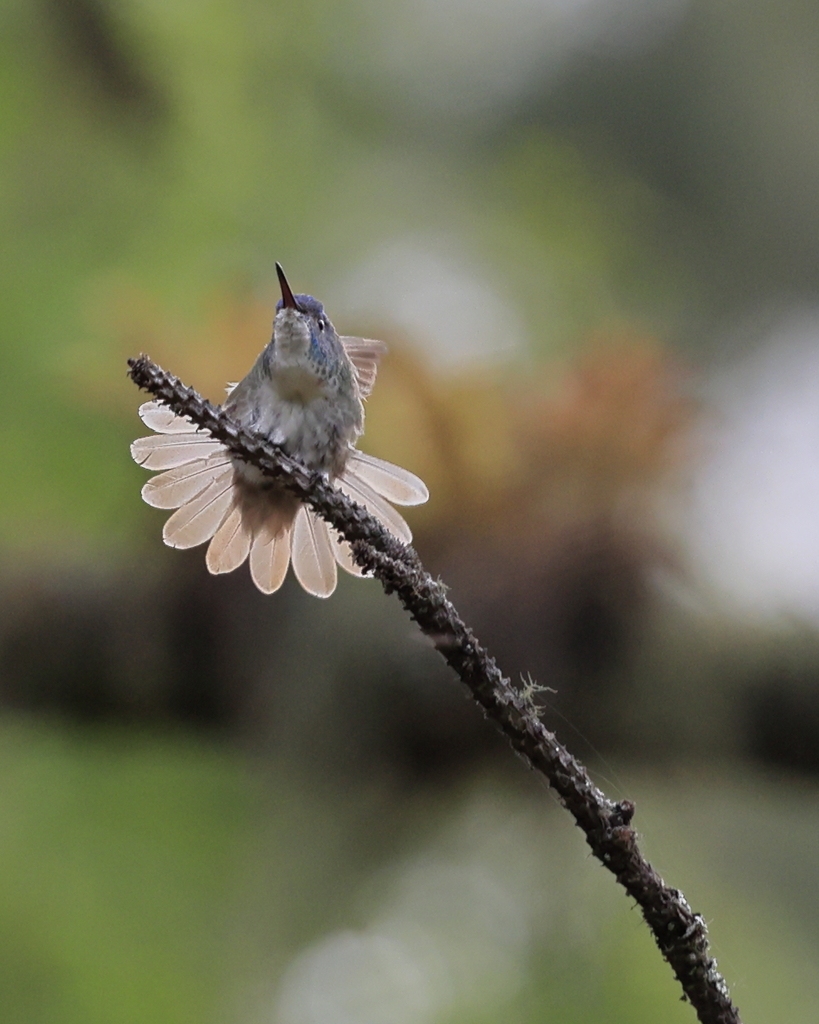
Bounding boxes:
2 0 819 1020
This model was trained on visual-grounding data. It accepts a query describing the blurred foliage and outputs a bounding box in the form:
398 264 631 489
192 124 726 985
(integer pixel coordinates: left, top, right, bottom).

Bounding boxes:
2 718 819 1023
0 719 245 1024
368 331 691 535
0 0 698 556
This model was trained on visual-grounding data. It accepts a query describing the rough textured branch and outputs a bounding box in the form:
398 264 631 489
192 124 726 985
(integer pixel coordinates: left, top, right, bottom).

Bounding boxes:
128 354 742 1024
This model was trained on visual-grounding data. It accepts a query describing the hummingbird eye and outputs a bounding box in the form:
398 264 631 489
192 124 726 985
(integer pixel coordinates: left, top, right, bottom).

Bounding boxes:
317 318 326 332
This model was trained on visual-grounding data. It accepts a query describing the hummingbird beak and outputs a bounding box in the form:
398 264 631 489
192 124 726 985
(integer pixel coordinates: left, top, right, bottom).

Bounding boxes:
276 263 300 311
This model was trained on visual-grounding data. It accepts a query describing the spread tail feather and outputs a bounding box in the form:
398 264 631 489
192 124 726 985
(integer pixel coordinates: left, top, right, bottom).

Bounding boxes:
162 469 235 548
332 452 428 575
131 432 225 471
346 451 428 506
249 526 292 594
206 504 253 574
291 506 338 597
138 401 199 433
132 402 225 470
141 454 233 509
337 470 413 544
332 533 366 578
133 401 428 596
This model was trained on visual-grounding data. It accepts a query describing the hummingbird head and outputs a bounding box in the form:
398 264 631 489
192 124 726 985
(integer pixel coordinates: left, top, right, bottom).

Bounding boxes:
270 263 343 371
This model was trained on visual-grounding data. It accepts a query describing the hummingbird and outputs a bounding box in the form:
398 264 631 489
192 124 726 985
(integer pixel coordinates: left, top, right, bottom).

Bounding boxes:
131 263 428 597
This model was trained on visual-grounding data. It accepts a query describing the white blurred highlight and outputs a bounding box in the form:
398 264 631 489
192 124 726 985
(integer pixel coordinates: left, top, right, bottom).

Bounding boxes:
275 931 432 1024
337 0 690 120
335 240 527 370
683 309 819 622
273 796 544 1024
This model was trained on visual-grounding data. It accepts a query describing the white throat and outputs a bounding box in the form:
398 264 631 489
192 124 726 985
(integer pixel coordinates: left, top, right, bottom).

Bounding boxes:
273 308 311 362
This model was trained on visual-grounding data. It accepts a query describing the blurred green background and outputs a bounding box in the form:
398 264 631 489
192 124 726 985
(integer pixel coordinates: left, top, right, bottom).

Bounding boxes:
3 0 819 1020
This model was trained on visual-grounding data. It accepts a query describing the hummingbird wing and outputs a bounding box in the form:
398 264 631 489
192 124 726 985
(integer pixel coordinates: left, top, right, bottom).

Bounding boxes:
340 337 387 399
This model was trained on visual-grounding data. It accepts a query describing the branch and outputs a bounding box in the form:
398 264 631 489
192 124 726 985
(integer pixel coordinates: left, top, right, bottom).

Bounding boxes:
127 354 742 1024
